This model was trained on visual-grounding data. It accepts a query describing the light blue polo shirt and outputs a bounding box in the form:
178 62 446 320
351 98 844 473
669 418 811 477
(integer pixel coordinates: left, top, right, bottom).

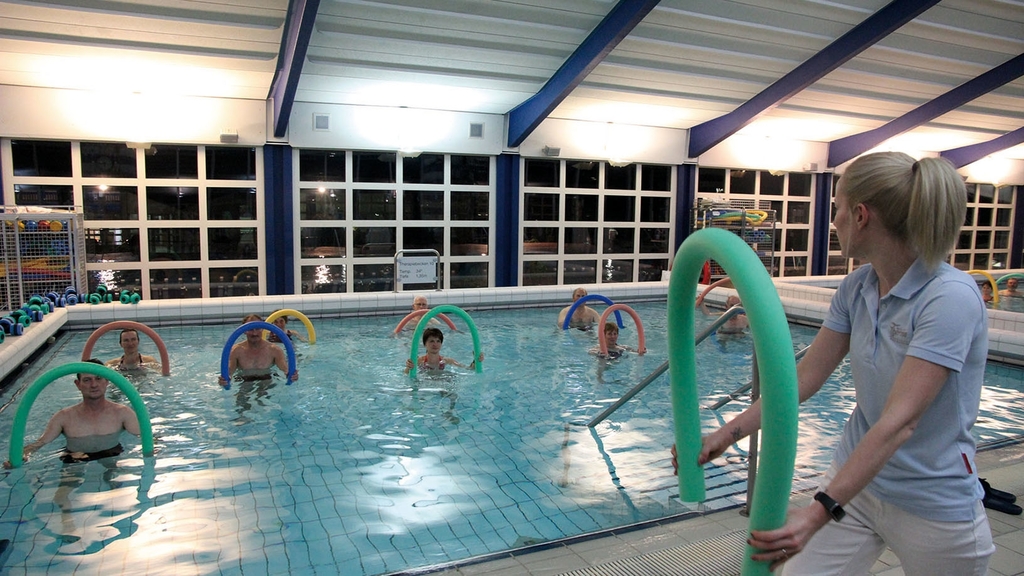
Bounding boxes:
823 259 988 522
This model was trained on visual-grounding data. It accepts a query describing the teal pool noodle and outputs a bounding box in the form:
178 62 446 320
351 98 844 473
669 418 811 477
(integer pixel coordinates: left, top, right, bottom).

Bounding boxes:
8 362 155 467
668 228 798 576
409 305 482 378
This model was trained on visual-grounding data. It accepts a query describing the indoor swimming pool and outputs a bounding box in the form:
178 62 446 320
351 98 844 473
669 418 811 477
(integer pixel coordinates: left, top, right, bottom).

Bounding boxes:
1 301 1023 576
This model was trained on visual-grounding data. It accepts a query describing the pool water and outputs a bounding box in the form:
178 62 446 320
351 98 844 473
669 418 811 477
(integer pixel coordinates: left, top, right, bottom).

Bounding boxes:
1 302 1022 575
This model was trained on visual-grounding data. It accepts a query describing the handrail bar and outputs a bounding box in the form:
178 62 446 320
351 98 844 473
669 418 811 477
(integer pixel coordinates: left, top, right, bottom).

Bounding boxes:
706 345 810 411
586 306 746 428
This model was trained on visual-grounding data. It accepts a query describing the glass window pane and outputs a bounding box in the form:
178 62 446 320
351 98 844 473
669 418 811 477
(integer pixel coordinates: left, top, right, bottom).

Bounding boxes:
353 263 394 292
149 267 203 299
698 167 725 194
565 194 598 221
963 208 974 226
760 172 784 195
639 259 668 282
994 231 1009 249
603 227 634 253
564 260 596 285
639 228 669 253
209 227 258 260
451 227 488 255
300 188 345 220
300 227 346 258
88 269 141 294
81 142 137 178
353 227 395 256
787 201 810 224
205 147 256 180
997 186 1013 204
641 165 671 191
301 264 347 294
975 230 991 250
789 173 812 197
977 207 992 227
523 260 558 286
402 154 443 184
450 155 490 185
786 229 809 252
730 169 755 194
353 190 396 220
14 184 73 206
524 193 559 221
403 190 444 220
148 228 200 261
451 262 488 288
605 164 636 190
564 227 597 254
84 186 138 220
829 229 841 251
640 197 670 222
566 161 599 189
602 258 634 283
403 226 444 254
299 149 345 181
147 186 199 220
785 256 808 276
451 191 489 221
524 159 558 187
996 208 1011 227
210 267 258 298
523 227 558 253
145 145 198 178
353 152 396 183
973 253 989 270
207 187 257 220
85 228 139 263
827 255 849 275
978 184 994 203
604 196 635 222
12 140 72 177
957 231 972 250
953 253 970 270
452 154 491 183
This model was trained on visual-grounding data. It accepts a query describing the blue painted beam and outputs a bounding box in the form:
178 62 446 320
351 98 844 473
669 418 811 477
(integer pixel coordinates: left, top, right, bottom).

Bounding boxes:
940 126 1024 169
687 0 939 159
830 52 1024 167
810 173 834 276
506 0 660 148
495 154 521 286
269 0 321 139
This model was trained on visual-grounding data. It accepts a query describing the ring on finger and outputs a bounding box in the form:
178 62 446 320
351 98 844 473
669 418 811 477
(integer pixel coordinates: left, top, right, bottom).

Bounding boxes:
780 548 787 557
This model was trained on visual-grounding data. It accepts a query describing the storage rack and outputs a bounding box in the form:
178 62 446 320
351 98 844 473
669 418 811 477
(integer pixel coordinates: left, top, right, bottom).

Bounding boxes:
1 207 87 313
692 200 776 279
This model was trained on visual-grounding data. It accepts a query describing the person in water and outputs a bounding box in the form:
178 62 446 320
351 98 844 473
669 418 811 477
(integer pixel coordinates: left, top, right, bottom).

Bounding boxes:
105 328 160 371
557 287 601 330
697 294 749 335
219 314 298 386
4 359 140 466
589 322 646 358
404 327 483 373
267 312 307 343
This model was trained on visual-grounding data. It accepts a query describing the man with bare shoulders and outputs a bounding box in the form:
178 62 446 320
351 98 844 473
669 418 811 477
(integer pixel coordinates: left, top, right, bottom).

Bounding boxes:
219 314 298 387
557 287 601 330
4 359 140 467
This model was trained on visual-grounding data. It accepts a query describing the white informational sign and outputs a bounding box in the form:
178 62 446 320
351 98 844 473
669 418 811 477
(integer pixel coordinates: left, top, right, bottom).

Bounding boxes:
397 256 438 284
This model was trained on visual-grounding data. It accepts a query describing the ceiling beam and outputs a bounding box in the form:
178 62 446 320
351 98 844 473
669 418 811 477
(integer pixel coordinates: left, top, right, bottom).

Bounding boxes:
687 0 939 159
828 52 1024 167
940 126 1024 169
269 0 321 139
506 0 661 148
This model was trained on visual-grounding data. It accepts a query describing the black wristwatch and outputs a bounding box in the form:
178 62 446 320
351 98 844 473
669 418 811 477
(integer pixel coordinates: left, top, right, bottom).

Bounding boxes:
814 491 846 522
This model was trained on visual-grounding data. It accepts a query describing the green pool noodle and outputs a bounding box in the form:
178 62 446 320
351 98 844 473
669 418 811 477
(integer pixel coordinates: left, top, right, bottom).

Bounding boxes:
7 362 155 468
668 227 798 576
408 305 482 378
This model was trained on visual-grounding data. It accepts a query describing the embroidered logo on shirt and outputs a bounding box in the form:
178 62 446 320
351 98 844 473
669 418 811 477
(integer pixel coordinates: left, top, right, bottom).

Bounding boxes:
889 322 910 345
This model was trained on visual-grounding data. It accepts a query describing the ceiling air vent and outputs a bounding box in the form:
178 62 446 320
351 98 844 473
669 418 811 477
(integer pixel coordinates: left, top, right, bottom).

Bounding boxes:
469 122 484 138
313 113 331 131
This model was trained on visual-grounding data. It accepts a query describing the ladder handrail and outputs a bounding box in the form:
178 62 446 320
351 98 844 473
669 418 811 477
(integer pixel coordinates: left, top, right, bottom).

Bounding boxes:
586 306 746 428
706 345 810 411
